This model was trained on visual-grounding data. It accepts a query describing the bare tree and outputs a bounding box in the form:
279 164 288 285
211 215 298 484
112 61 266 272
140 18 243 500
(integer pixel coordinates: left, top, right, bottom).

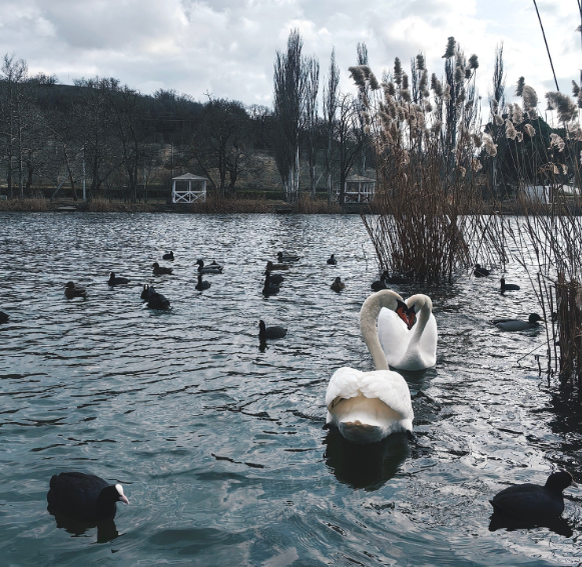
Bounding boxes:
323 49 340 204
189 98 254 196
336 94 364 205
303 57 319 199
273 29 307 203
0 54 33 197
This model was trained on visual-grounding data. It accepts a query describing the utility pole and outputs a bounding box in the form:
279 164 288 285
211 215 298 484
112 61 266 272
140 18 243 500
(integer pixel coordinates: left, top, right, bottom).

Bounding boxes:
82 145 86 200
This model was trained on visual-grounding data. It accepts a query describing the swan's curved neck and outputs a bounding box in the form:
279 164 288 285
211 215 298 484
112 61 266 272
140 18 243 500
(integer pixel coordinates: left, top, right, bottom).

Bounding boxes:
360 291 403 371
408 295 431 346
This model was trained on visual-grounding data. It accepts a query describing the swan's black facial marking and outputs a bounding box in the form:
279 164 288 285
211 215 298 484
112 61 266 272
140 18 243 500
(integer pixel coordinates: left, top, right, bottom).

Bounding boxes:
405 304 417 330
396 300 411 328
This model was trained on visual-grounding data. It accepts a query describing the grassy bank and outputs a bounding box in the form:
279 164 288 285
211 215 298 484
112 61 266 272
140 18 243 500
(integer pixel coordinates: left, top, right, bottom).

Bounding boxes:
0 195 345 214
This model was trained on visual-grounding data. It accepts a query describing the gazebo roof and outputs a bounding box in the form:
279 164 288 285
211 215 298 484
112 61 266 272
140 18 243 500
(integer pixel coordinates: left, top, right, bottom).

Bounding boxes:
346 175 376 183
172 173 208 181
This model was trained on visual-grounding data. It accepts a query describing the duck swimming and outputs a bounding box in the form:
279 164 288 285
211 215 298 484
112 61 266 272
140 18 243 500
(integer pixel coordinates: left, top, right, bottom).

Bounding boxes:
500 277 520 292
152 262 173 275
64 281 87 299
108 272 129 285
330 276 345 292
262 272 280 296
195 273 211 290
162 251 174 260
258 320 287 340
327 254 337 265
144 285 171 310
474 264 490 277
277 252 300 263
265 270 284 284
491 313 544 331
0 311 9 323
371 271 389 291
266 260 288 271
196 259 223 274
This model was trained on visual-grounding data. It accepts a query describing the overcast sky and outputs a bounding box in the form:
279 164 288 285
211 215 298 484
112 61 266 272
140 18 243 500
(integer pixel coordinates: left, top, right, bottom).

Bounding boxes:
1 0 580 117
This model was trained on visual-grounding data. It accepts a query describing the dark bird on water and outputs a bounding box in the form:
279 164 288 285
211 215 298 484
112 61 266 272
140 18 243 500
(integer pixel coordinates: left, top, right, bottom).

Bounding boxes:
327 254 337 265
162 251 174 260
0 311 9 323
143 285 171 310
491 313 544 331
152 262 173 275
490 470 577 520
330 276 345 292
259 319 287 340
140 284 150 300
277 251 300 263
262 272 280 296
500 277 520 292
196 259 223 274
195 273 211 290
474 264 490 277
266 260 288 271
265 270 284 284
371 271 410 290
64 281 87 299
47 472 129 522
108 272 129 286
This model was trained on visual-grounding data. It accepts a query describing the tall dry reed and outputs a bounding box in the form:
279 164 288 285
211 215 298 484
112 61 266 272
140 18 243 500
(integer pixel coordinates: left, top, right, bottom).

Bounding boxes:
354 43 506 284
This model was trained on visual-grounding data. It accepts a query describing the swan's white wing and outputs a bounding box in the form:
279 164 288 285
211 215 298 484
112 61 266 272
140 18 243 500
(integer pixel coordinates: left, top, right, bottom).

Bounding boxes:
325 367 364 407
326 368 413 420
377 308 410 367
359 370 414 421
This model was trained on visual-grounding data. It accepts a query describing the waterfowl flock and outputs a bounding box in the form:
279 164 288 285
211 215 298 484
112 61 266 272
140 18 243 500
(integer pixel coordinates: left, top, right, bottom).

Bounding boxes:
2 242 568 540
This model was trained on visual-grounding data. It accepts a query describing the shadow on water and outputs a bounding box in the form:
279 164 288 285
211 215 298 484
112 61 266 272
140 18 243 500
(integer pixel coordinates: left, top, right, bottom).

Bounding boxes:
488 511 573 538
48 509 119 543
323 429 410 491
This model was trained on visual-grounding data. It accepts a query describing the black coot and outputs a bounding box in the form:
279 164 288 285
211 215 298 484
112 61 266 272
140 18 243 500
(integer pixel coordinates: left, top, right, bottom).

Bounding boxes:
490 470 577 519
47 472 129 522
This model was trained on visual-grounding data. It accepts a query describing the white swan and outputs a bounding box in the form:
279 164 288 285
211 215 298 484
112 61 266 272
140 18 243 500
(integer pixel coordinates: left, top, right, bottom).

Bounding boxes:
378 293 437 371
325 290 414 444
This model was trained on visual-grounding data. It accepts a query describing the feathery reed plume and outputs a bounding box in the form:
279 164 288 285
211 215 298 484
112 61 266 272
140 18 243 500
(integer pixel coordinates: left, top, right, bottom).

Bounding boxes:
546 91 578 123
522 85 538 115
515 76 525 96
549 133 566 152
357 43 505 284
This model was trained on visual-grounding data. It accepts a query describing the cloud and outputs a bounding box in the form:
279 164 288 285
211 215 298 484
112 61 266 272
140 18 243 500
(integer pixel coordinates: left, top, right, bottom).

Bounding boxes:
0 0 578 117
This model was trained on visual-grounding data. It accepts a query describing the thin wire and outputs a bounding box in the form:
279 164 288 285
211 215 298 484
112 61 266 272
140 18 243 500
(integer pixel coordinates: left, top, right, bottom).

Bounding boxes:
532 0 560 91
578 0 582 86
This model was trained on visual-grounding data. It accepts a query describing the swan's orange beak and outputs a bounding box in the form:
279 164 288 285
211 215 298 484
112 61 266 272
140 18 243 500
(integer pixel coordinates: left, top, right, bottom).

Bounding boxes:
396 300 411 328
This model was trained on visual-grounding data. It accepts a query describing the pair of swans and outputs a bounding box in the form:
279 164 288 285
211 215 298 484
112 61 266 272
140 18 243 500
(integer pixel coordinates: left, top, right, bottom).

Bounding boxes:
325 290 437 444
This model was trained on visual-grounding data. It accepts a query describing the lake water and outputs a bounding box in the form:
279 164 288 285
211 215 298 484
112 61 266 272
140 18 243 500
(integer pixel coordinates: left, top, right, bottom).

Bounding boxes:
0 212 580 566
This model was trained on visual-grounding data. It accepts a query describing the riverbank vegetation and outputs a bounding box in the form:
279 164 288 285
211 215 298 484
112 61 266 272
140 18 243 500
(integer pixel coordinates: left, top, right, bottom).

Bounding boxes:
352 36 582 397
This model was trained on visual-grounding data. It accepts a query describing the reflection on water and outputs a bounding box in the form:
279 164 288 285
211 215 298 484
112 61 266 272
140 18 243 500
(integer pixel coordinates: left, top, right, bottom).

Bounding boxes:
1 213 581 566
323 429 410 491
488 511 573 538
49 510 119 543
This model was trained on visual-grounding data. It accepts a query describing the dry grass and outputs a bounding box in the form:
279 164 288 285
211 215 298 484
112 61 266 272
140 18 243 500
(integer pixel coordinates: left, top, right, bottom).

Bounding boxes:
86 198 157 212
0 197 49 211
296 195 341 214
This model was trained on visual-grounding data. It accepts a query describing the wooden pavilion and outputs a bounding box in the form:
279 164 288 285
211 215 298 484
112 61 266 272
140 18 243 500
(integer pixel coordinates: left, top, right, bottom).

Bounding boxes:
172 173 208 203
342 175 376 203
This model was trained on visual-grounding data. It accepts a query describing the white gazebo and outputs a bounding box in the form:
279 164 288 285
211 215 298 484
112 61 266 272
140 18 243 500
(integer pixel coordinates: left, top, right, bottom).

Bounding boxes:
341 175 376 203
172 173 208 203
